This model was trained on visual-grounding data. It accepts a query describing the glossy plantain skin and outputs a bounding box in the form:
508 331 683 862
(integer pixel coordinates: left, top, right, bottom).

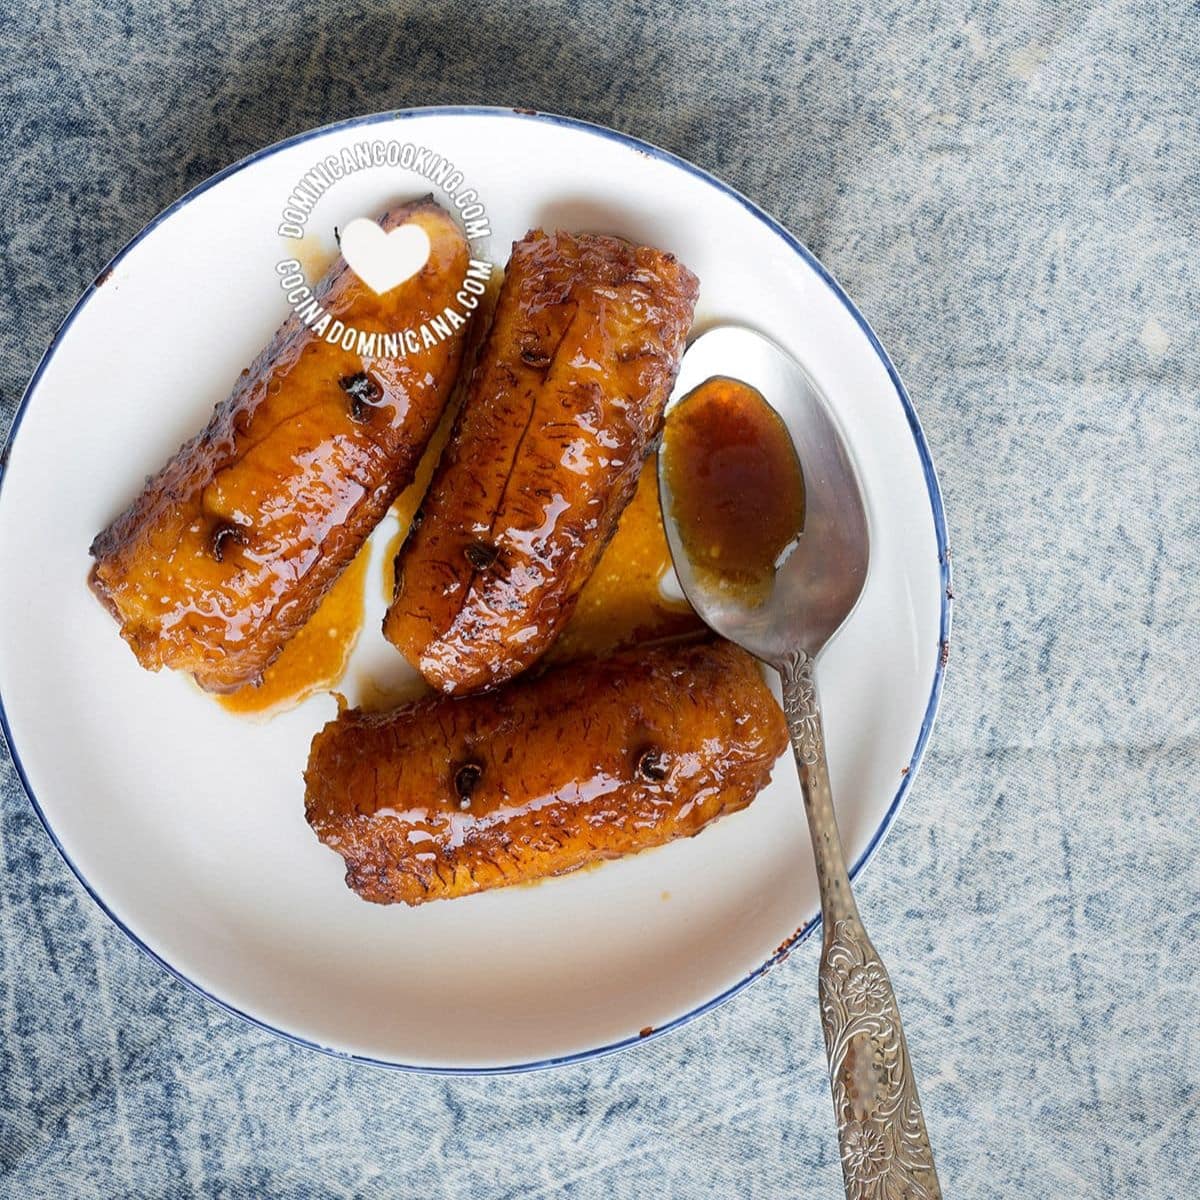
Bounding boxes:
383 230 700 694
90 197 479 692
305 638 788 905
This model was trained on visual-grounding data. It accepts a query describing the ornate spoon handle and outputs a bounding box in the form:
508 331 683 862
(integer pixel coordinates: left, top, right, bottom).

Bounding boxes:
780 652 941 1200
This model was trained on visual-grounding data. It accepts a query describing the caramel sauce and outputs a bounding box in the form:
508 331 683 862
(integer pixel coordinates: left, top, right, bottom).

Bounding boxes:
549 462 702 662
383 404 458 603
219 547 369 716
661 376 805 599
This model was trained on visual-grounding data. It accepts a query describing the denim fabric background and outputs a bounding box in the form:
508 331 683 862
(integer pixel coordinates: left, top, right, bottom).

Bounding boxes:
1 1 1197 1196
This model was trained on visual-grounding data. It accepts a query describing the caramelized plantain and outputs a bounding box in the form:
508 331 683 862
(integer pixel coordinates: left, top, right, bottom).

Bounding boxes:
90 197 482 692
383 230 699 694
304 638 787 905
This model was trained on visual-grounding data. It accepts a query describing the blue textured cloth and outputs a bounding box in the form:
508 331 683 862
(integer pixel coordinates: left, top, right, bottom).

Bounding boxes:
1 2 1197 1196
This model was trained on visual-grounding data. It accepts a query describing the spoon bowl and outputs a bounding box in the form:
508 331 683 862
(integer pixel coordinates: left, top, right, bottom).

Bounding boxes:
658 325 869 665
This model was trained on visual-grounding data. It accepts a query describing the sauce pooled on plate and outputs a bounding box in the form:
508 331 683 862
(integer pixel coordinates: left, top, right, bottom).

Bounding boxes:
219 546 369 716
550 461 703 662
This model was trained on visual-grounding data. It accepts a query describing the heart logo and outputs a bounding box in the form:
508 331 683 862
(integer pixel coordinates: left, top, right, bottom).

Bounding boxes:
340 218 431 294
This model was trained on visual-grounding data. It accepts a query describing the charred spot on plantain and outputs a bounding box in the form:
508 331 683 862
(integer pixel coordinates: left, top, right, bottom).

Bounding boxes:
453 761 483 810
519 346 551 369
210 522 247 563
464 540 499 570
339 371 383 421
635 745 669 783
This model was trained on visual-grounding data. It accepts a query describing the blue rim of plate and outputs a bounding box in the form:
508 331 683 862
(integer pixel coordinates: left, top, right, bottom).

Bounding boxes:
0 105 952 1075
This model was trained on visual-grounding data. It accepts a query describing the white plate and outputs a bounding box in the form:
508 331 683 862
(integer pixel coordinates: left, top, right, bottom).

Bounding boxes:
0 108 950 1071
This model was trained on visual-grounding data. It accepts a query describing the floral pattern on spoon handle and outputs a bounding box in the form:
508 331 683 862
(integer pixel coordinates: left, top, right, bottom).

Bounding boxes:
781 651 941 1200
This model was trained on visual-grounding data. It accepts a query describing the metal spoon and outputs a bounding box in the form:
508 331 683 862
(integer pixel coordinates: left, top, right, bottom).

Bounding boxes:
658 325 941 1199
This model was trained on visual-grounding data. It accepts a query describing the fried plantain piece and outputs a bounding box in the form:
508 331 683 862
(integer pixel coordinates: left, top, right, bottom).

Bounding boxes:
90 197 484 692
383 229 699 694
304 638 787 905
